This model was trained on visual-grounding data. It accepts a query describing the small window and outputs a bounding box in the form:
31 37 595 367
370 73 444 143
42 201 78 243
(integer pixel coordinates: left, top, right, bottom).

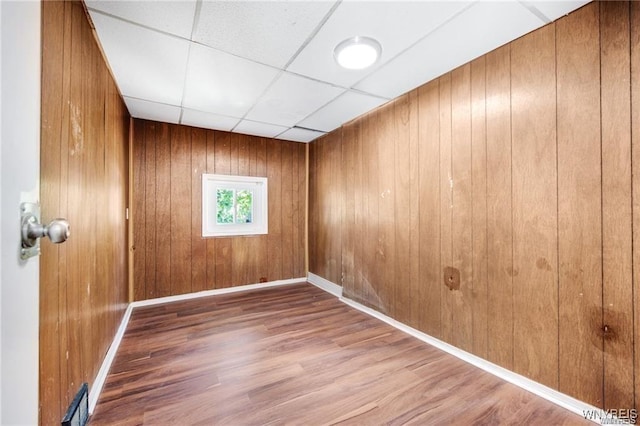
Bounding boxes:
202 174 268 237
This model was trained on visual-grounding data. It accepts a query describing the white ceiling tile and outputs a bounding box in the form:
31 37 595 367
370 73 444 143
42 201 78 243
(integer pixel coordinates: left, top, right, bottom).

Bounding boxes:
287 1 470 88
182 43 280 118
278 128 326 143
124 97 181 124
90 11 189 106
194 1 337 68
355 2 545 99
522 1 590 22
298 91 387 132
234 120 289 139
246 73 345 127
181 109 240 132
86 1 197 39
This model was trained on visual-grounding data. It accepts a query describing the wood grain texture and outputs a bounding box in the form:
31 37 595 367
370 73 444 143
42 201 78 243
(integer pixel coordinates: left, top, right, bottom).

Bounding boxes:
557 2 603 407
308 131 342 285
267 138 283 282
600 0 634 410
40 1 129 423
510 24 558 389
631 0 640 413
90 284 588 426
378 102 396 316
394 94 412 325
191 128 207 293
155 123 172 297
342 124 356 297
439 74 454 344
485 45 513 370
40 2 65 420
470 56 488 360
407 90 420 330
417 81 441 338
363 111 378 307
309 1 640 410
142 121 155 299
450 63 473 352
170 125 192 295
132 121 306 299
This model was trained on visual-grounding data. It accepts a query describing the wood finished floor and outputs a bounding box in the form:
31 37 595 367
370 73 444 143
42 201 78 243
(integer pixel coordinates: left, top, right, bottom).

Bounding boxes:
90 283 588 425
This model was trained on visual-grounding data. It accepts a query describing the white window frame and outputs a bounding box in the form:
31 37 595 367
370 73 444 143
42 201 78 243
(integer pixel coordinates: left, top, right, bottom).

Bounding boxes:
202 174 268 237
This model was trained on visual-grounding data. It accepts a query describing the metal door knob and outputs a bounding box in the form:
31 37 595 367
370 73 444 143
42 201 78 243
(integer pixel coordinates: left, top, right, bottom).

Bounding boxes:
22 214 70 248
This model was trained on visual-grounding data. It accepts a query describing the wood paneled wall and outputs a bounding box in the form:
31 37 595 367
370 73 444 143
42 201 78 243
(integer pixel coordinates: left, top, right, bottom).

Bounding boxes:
132 120 306 300
40 1 130 424
309 1 640 410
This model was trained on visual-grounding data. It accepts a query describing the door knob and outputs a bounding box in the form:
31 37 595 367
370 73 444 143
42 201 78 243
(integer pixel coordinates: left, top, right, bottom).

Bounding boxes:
20 202 70 260
22 215 70 247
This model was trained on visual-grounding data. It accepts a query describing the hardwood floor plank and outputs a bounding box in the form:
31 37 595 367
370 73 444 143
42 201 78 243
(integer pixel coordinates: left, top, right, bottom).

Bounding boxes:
91 284 588 425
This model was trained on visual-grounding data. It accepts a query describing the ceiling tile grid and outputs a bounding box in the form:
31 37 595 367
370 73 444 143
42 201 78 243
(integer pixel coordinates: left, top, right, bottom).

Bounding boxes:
87 0 590 143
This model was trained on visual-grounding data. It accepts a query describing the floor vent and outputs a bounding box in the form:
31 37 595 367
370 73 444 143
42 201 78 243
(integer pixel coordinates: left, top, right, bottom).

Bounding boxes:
61 383 89 426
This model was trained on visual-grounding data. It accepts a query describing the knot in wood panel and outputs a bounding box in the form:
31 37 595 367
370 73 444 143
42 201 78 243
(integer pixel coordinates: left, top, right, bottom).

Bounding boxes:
443 266 460 291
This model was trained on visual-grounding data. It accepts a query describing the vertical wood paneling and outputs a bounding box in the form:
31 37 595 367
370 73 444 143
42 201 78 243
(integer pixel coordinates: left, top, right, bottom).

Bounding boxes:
133 123 306 297
281 142 294 279
485 45 513 370
439 74 454 344
256 137 270 282
40 1 129 423
600 1 633 410
309 132 342 286
342 123 356 296
191 128 207 293
267 138 283 281
84 13 105 384
511 24 558 388
205 131 216 289
417 80 441 338
308 141 318 276
143 122 156 299
363 113 377 304
66 0 85 400
40 2 65 421
308 0 639 411
378 103 396 315
297 144 307 277
470 56 488 359
330 132 343 286
352 120 364 301
394 95 411 325
292 142 301 279
451 64 473 352
632 0 640 412
56 1 73 410
557 2 603 407
155 123 172 297
407 90 420 330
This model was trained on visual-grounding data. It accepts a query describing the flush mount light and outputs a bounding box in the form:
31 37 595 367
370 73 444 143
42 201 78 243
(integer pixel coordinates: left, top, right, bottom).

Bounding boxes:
334 36 382 70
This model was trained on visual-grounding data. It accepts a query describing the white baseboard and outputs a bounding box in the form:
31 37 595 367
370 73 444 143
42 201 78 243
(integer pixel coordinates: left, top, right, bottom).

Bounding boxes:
89 303 133 413
307 272 343 297
306 275 599 423
130 277 307 308
89 277 306 413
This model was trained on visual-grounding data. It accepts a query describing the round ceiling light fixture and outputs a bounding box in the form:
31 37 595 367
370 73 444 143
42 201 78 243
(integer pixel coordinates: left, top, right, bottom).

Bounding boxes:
334 36 382 70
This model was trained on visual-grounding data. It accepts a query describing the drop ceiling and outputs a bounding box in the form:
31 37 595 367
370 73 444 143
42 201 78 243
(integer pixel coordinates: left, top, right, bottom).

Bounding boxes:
86 0 589 143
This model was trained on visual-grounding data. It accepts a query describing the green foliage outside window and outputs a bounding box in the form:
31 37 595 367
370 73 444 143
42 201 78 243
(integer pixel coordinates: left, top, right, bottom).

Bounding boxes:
236 190 253 223
216 188 253 225
216 189 234 224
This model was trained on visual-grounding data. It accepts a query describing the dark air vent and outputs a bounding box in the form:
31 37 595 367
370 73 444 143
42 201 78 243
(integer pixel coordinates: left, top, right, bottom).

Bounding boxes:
61 383 89 426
